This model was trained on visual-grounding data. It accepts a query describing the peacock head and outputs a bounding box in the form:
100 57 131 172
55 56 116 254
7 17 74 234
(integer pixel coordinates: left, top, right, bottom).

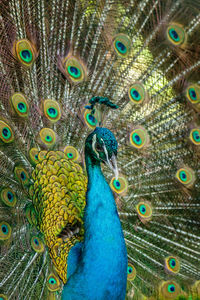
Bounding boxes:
85 127 118 178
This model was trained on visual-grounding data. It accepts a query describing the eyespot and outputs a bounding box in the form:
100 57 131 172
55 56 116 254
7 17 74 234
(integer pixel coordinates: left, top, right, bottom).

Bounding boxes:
14 39 37 67
47 274 61 291
128 83 146 104
31 236 45 253
167 23 186 45
29 148 39 165
0 188 17 207
130 127 149 149
39 128 56 147
62 55 86 83
0 294 8 300
14 166 30 186
127 262 136 281
43 99 61 123
84 110 98 129
110 176 128 194
165 256 180 274
186 84 200 104
0 121 14 143
176 167 195 188
136 201 152 222
10 93 29 117
189 128 200 145
0 222 12 240
159 281 181 299
64 146 79 161
113 34 131 57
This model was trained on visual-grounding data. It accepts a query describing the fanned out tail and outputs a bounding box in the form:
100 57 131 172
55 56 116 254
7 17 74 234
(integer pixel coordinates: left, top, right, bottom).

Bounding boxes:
0 0 200 299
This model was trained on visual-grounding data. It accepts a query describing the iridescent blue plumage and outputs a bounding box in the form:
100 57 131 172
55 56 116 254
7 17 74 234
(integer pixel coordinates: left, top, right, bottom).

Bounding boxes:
63 128 127 300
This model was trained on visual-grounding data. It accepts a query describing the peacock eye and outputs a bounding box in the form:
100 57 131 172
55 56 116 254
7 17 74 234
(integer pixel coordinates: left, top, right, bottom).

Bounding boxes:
96 143 104 152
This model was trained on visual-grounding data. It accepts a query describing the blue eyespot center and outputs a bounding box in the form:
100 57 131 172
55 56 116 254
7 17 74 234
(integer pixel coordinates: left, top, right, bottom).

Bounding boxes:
3 128 8 136
170 259 176 267
2 127 10 138
139 205 146 214
17 102 26 111
2 225 8 234
169 29 180 42
21 171 26 181
70 66 78 75
189 88 197 101
7 191 14 202
168 284 175 293
34 238 39 245
128 266 133 274
115 41 127 54
47 107 58 118
86 113 97 126
35 154 38 160
21 50 31 59
131 89 141 101
67 65 81 79
192 130 200 142
44 134 53 142
49 108 56 114
21 50 30 59
135 135 140 142
89 115 95 121
49 277 56 285
179 171 187 182
132 133 142 145
114 179 121 190
20 50 33 63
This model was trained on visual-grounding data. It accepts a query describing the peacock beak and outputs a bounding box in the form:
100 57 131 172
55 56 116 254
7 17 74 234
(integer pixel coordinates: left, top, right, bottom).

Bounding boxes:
105 153 119 180
101 141 119 179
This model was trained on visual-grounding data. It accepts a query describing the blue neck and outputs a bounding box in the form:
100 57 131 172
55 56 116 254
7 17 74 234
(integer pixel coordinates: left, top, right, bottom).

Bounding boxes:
62 153 127 300
84 153 125 256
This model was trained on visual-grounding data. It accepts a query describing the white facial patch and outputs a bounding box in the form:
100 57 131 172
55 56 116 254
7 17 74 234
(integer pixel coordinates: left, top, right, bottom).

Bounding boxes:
92 134 99 158
92 135 118 179
103 141 119 180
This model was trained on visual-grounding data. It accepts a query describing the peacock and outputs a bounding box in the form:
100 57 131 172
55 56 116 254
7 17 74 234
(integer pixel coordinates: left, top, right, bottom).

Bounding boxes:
0 0 200 299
